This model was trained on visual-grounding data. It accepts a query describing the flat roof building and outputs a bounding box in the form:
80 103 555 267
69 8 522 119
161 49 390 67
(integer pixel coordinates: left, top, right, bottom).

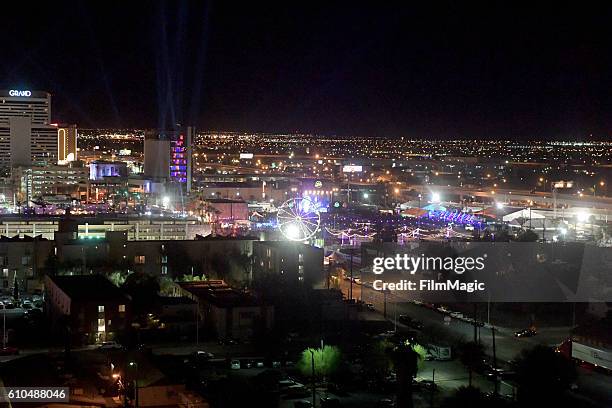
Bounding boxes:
0 90 57 166
45 274 132 344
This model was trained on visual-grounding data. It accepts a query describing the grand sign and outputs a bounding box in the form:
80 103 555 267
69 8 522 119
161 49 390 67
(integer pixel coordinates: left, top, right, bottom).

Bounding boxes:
8 90 31 97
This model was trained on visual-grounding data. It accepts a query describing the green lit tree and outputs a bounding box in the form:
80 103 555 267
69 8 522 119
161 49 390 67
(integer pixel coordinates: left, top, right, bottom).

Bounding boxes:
297 345 342 380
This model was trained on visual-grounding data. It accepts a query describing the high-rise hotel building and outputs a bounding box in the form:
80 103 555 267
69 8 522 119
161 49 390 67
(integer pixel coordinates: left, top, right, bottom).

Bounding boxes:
0 89 58 167
57 123 78 163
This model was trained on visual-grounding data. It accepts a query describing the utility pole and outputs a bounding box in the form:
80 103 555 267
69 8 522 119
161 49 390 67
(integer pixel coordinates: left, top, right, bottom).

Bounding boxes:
310 350 316 408
492 327 498 395
383 290 387 319
430 368 435 408
195 299 199 345
349 250 353 301
473 304 478 343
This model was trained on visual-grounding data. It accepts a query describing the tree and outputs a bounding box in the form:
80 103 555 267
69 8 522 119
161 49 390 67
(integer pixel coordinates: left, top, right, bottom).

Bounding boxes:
297 345 342 380
514 345 577 405
121 272 160 317
159 276 177 296
515 229 539 242
108 271 130 287
458 341 486 386
493 229 511 242
442 386 489 408
364 339 394 380
230 252 252 285
388 342 421 408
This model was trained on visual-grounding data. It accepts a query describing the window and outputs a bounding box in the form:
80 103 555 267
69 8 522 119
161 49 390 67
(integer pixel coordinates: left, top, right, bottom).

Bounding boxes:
97 318 105 332
118 304 126 313
2 269 7 278
0 256 7 266
21 256 31 266
161 265 168 275
298 253 304 263
98 305 104 313
161 255 167 264
134 255 145 264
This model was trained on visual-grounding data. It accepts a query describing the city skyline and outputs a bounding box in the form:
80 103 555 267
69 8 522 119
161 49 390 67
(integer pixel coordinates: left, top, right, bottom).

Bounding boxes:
0 3 611 408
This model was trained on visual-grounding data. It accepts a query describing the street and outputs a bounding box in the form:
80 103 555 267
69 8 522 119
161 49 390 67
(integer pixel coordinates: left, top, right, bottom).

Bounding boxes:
339 278 612 406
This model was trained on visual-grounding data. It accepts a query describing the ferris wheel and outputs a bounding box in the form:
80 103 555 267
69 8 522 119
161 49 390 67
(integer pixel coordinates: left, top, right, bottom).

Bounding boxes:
277 197 321 241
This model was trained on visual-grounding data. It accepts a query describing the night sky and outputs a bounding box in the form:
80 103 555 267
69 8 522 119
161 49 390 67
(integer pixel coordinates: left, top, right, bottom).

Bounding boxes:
3 2 612 139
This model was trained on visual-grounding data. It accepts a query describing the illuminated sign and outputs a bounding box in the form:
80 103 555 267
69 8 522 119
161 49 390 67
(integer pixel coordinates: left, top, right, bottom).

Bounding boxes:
342 165 363 173
239 153 254 159
314 180 323 188
9 90 31 97
553 181 574 189
119 149 132 156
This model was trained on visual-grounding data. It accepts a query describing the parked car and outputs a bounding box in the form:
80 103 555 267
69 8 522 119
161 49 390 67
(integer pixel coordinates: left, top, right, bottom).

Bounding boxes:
377 398 395 407
320 396 341 407
398 315 423 330
230 360 241 370
413 379 438 392
193 350 215 360
98 341 123 350
514 328 537 338
0 346 19 355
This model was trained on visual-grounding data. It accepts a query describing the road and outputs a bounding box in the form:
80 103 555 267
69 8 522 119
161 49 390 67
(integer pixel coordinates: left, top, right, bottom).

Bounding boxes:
410 185 612 211
340 279 612 406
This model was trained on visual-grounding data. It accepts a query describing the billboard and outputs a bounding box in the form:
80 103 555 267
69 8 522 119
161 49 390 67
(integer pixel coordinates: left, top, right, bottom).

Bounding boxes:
342 165 363 173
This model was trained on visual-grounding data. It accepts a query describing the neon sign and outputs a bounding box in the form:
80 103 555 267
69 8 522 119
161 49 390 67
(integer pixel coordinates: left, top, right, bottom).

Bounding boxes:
9 90 31 97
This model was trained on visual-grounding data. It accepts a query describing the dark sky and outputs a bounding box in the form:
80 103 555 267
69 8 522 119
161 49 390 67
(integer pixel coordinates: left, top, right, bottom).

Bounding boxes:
3 1 612 139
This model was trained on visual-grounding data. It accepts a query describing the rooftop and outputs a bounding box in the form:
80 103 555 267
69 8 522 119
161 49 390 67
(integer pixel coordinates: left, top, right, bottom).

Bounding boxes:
179 281 264 308
49 275 130 302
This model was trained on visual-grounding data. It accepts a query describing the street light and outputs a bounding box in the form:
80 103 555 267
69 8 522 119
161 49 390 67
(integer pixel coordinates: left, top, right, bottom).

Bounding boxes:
129 361 139 408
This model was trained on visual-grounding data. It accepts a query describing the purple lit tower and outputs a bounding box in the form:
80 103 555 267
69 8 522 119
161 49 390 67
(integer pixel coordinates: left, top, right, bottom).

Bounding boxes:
169 126 193 192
